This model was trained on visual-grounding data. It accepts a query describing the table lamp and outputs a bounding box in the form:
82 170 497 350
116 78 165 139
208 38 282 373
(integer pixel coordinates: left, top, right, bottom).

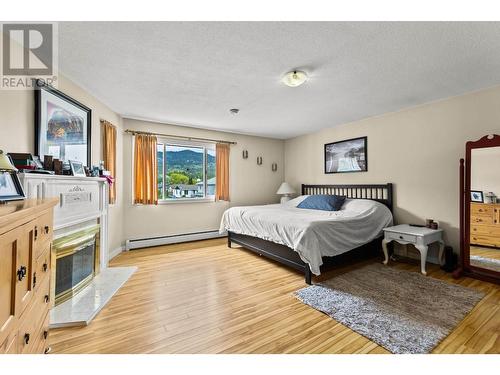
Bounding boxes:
0 150 18 205
276 182 295 203
0 150 17 172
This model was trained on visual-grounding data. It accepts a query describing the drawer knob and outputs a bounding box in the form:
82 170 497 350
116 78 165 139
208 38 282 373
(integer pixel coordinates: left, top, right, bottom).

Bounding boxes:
43 330 49 340
44 294 50 303
24 333 30 345
399 235 404 240
34 226 38 240
17 266 27 281
44 225 50 234
43 263 48 272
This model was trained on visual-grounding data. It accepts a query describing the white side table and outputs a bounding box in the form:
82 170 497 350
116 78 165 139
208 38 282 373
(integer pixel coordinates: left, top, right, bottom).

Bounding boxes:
382 224 445 275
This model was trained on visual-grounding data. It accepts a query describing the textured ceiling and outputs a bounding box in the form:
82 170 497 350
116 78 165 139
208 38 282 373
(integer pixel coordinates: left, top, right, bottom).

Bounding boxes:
59 22 500 139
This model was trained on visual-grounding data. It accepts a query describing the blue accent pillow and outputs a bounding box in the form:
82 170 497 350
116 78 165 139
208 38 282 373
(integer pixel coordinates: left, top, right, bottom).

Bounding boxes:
297 195 346 211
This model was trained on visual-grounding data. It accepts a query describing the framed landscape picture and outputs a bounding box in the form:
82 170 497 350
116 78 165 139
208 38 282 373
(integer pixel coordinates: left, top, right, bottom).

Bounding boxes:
35 81 92 166
324 136 367 173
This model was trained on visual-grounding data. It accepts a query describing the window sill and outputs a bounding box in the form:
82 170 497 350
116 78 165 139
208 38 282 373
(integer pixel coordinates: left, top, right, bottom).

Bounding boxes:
158 198 216 205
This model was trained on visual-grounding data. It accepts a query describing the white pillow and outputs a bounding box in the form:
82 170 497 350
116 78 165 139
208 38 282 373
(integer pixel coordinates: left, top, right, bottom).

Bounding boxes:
341 198 382 213
284 195 309 207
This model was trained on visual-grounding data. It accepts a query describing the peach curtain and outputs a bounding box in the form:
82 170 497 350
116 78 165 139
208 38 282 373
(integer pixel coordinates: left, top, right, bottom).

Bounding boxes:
134 134 158 205
101 120 117 204
216 143 230 201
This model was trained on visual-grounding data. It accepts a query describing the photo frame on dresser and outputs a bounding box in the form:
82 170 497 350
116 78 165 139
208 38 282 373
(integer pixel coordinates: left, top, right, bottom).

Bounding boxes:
0 171 26 202
35 80 92 167
470 190 484 203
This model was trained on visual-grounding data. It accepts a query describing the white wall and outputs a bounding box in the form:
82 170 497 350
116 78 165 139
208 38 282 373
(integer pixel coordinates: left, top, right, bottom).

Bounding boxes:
122 118 285 241
0 75 125 253
0 76 285 250
471 147 500 198
285 85 500 255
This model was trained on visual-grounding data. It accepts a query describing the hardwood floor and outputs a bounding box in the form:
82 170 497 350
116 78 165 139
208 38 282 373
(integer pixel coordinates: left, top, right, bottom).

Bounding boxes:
49 238 500 354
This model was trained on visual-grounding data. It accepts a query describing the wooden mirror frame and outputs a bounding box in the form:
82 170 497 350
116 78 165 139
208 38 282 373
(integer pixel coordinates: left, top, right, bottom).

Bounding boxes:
454 134 500 284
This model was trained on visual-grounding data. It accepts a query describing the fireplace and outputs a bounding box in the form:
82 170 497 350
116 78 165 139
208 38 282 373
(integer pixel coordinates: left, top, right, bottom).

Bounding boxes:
53 225 100 305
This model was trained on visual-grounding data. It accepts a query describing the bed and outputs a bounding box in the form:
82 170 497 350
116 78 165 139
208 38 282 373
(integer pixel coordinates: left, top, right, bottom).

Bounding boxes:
220 183 393 284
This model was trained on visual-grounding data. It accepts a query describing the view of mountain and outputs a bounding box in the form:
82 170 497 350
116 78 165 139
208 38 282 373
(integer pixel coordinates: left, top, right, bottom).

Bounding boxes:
157 149 216 185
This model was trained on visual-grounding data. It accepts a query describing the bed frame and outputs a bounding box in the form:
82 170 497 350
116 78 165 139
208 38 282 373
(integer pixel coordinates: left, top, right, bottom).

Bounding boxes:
227 183 393 284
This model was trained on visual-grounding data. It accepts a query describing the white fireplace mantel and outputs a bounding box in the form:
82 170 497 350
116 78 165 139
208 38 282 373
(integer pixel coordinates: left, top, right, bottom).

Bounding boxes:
19 173 110 270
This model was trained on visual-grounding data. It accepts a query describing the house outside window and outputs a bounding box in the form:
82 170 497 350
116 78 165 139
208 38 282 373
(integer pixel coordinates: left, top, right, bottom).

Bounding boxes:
157 139 216 202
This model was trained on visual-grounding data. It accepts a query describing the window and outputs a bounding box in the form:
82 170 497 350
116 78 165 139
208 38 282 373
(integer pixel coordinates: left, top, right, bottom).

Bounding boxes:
157 140 216 201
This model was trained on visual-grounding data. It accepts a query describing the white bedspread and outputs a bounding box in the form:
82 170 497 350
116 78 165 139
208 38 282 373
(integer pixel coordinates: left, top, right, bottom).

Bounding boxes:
219 197 393 275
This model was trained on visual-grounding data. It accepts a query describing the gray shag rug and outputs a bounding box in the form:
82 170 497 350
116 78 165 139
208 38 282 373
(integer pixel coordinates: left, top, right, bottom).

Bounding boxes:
294 263 485 354
470 255 500 273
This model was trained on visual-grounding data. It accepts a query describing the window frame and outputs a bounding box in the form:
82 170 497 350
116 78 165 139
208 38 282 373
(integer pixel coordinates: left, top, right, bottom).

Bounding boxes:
157 137 216 204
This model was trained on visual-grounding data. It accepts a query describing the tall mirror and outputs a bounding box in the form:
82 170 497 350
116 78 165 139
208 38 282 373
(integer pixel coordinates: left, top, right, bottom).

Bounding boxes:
458 134 500 283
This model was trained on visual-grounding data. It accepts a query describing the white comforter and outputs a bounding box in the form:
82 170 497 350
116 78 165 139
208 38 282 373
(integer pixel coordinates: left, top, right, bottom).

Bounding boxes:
219 197 393 275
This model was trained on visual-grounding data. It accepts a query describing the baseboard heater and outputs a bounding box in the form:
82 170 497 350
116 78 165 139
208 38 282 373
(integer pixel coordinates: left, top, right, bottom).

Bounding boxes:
125 230 225 251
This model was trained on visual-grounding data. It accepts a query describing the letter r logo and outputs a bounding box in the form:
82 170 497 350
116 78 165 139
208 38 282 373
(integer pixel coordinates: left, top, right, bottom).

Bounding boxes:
2 24 53 75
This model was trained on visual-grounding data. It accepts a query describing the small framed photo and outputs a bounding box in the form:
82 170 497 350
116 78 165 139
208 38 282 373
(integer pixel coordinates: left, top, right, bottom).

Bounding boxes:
0 172 26 202
470 190 484 203
69 160 86 177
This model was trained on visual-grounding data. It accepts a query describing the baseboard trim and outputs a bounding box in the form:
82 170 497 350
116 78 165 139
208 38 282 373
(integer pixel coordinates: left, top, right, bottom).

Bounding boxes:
109 246 124 260
125 230 225 251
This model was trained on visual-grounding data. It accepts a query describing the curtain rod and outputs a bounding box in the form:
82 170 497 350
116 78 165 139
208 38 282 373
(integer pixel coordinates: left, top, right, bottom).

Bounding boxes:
124 129 237 145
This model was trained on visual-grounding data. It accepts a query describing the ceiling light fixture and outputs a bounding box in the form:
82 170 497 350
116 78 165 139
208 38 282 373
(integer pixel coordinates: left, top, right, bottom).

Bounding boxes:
282 70 308 87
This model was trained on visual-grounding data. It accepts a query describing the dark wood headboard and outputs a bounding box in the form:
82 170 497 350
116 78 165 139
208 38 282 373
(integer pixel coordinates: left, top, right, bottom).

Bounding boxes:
301 183 393 212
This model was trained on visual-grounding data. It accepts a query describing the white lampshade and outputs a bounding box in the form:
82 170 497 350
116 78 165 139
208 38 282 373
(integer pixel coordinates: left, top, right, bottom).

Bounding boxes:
276 182 295 195
0 150 17 172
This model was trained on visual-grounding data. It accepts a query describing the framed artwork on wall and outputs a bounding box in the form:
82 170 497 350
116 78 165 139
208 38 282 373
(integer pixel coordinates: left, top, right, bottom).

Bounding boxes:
324 136 367 174
35 81 92 166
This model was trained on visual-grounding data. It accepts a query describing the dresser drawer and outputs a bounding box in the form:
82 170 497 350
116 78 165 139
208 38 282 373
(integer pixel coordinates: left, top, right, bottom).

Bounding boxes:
34 211 53 258
471 204 494 216
34 275 51 314
470 224 500 236
471 215 495 225
470 234 500 248
34 247 51 293
32 311 50 355
386 231 417 243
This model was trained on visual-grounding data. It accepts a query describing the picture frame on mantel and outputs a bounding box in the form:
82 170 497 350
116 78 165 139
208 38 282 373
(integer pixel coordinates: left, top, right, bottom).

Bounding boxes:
35 80 92 166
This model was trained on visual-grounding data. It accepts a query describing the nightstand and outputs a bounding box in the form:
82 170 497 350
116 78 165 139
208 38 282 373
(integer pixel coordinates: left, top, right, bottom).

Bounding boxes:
382 224 445 275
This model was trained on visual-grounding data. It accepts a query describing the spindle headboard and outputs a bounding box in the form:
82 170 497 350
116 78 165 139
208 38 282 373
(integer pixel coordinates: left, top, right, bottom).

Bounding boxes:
301 183 393 212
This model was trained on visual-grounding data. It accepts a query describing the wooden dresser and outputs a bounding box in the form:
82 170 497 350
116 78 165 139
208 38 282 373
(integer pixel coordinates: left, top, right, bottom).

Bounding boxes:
0 199 58 354
470 202 500 248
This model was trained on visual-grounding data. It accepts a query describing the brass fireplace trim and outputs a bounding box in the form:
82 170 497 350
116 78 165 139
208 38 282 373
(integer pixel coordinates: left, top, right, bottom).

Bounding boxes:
53 225 100 258
53 224 100 306
55 273 94 306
